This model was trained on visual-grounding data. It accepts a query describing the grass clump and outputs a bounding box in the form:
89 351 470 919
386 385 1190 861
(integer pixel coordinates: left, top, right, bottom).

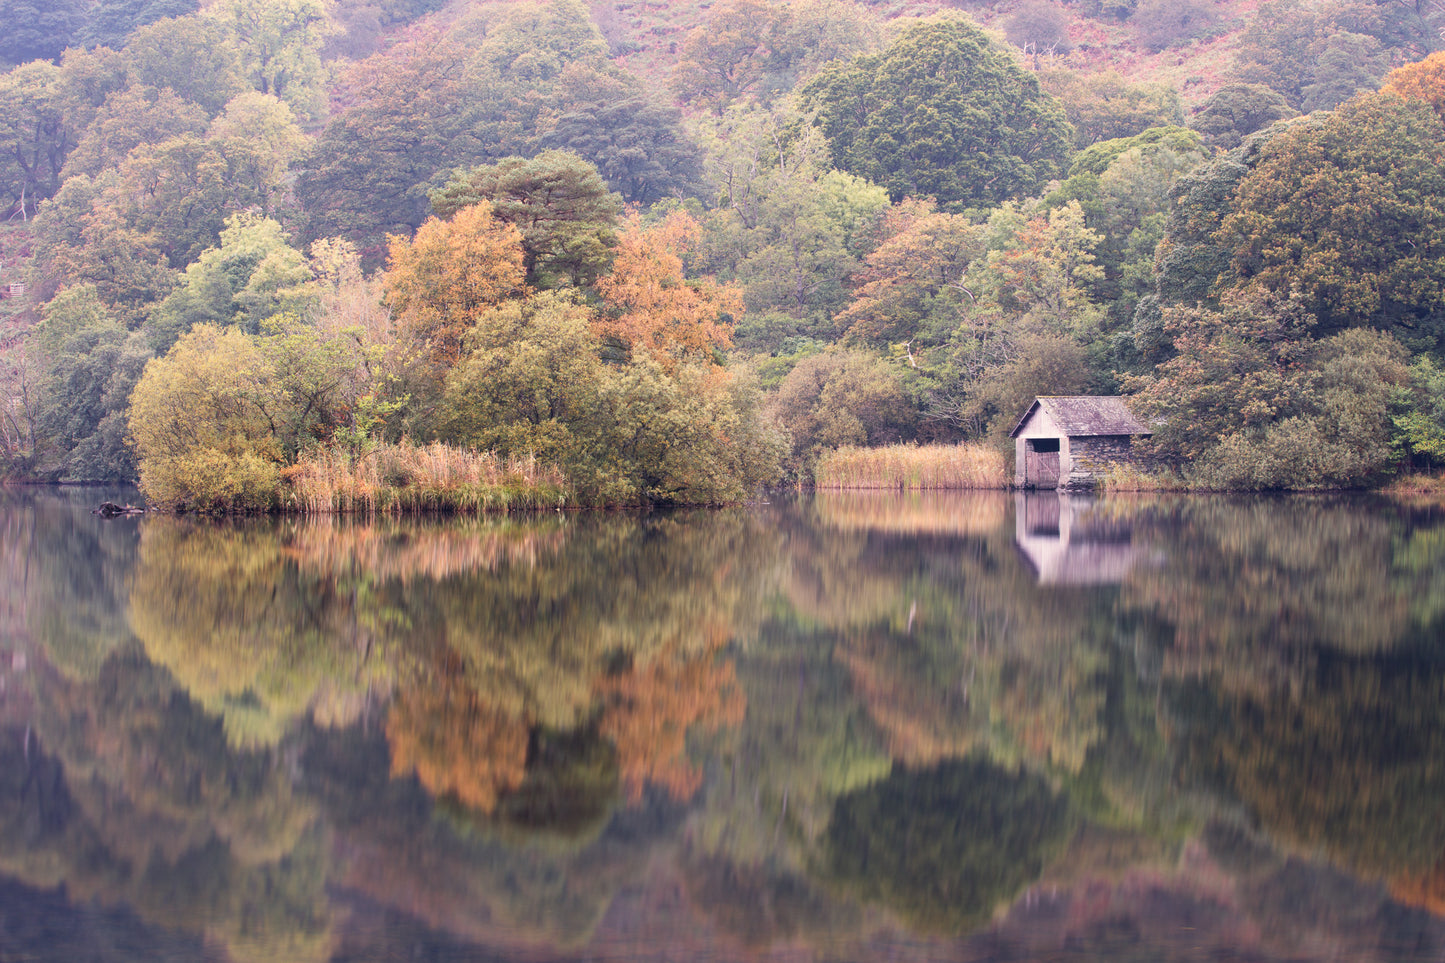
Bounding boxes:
284 441 572 514
813 443 1007 490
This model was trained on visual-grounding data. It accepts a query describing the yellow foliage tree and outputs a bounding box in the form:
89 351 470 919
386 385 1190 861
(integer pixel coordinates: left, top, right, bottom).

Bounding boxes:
127 324 285 511
384 201 528 364
1382 50 1445 122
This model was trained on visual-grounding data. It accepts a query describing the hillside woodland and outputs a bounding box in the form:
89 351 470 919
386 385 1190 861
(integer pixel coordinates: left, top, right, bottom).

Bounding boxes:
1 0 1444 507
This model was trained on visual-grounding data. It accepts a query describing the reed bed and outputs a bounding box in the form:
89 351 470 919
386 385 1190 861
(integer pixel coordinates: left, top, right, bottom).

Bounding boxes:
813 443 1007 490
1384 472 1445 496
284 441 573 514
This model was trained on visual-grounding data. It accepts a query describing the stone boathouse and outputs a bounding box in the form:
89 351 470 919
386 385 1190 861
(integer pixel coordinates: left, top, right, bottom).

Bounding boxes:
1009 396 1151 490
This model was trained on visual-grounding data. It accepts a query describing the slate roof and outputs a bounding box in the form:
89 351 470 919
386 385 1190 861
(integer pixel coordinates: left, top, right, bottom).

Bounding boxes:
1009 396 1151 439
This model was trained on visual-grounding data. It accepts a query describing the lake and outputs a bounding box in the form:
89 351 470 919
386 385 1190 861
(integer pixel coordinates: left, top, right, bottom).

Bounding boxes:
2 485 1444 962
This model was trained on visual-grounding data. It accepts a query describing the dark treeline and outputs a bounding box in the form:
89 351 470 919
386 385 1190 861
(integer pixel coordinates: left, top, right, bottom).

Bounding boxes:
2 0 1444 507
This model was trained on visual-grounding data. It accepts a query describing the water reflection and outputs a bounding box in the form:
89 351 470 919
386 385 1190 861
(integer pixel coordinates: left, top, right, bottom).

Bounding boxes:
2 488 1445 961
1015 491 1146 584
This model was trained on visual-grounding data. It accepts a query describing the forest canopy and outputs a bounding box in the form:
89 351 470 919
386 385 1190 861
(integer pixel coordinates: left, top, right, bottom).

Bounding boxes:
3 0 1445 501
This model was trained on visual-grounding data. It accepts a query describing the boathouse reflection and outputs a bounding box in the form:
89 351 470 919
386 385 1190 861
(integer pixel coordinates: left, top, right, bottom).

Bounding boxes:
1014 492 1140 584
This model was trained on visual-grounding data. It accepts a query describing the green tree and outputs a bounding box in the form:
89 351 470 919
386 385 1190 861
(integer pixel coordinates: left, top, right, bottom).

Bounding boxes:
540 94 704 206
204 0 333 120
1394 355 1445 468
431 151 622 289
1300 32 1390 111
61 85 209 180
436 293 603 466
1218 91 1445 351
121 15 247 115
29 170 181 316
80 0 201 50
800 16 1072 209
1127 292 1414 488
0 0 88 65
1188 83 1297 151
820 756 1075 934
27 285 152 481
1039 69 1183 148
697 110 890 334
0 60 74 217
147 213 317 352
767 350 915 475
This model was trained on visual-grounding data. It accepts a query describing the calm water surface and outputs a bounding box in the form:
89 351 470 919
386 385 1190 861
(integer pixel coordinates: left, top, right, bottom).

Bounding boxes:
2 486 1444 962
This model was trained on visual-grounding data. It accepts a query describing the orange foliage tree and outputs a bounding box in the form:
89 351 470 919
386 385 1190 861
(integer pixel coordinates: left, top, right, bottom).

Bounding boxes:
1382 50 1445 122
384 201 528 364
595 211 742 371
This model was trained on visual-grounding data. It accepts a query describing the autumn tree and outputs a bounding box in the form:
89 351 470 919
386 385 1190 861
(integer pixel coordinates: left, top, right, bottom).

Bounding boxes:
594 211 741 369
672 0 789 111
597 649 745 802
386 663 529 814
800 16 1072 209
834 201 984 349
672 0 878 111
296 36 502 249
1382 50 1445 121
383 201 527 365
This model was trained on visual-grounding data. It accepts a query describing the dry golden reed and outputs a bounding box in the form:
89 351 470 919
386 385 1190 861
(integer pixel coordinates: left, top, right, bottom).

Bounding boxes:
283 441 572 514
813 443 1007 490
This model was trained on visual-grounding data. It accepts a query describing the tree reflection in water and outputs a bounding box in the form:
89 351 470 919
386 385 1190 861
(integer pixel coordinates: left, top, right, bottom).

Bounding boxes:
1 489 1444 960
